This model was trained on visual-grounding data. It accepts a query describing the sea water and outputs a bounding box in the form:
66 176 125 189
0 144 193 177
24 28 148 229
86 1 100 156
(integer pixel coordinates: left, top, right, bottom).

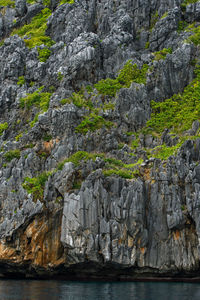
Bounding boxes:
0 280 200 300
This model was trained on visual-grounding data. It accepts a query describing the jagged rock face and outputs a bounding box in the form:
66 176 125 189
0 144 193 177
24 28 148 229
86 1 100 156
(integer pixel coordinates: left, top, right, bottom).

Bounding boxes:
60 141 200 272
0 0 200 279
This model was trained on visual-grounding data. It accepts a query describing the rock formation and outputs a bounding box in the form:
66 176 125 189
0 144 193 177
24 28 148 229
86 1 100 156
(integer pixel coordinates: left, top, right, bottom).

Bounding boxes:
0 0 200 279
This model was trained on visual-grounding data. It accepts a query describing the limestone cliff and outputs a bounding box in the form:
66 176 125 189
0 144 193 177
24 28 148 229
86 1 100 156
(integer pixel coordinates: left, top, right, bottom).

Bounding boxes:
1 0 200 279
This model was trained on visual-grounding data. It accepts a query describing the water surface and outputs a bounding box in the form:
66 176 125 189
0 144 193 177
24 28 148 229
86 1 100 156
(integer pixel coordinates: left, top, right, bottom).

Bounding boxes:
0 280 200 300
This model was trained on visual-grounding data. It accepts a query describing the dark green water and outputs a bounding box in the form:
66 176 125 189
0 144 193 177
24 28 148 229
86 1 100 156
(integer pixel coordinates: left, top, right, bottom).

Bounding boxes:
0 280 200 300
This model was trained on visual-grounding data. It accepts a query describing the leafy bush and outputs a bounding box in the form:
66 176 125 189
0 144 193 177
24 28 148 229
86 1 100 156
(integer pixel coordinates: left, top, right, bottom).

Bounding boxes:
0 122 8 135
20 87 52 111
181 0 199 9
38 47 51 62
30 113 39 128
57 72 64 81
23 171 52 201
0 0 15 7
144 65 200 134
153 48 172 60
4 149 21 162
94 78 122 97
117 61 148 86
103 169 134 179
12 8 54 48
57 151 105 169
187 23 200 45
60 98 71 105
75 113 113 134
15 133 23 141
59 0 74 5
17 76 25 86
94 61 149 97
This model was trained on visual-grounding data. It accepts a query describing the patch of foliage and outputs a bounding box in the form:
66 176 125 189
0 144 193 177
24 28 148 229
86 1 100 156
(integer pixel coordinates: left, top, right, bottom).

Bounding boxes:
187 22 200 45
12 8 54 48
144 65 200 134
0 0 15 7
94 60 149 97
181 0 199 10
57 72 64 81
38 47 51 62
59 0 74 5
161 12 168 19
20 86 52 111
30 113 39 128
60 98 71 105
153 48 172 61
57 151 104 170
23 171 52 201
150 11 159 30
43 134 52 141
177 20 188 32
61 91 93 109
0 122 8 135
58 150 143 179
94 78 122 97
103 169 134 179
17 76 25 86
75 113 113 134
4 149 21 162
15 133 23 141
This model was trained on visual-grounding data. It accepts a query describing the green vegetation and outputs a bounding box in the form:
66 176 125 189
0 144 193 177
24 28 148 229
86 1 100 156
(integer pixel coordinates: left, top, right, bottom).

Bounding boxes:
30 113 39 128
71 92 93 109
43 134 52 141
0 122 8 135
187 22 200 45
57 151 143 179
60 91 93 109
12 8 53 48
57 72 64 81
95 78 122 97
161 12 168 19
38 47 51 62
177 20 188 32
57 151 103 169
20 86 52 112
150 11 159 30
144 66 200 135
0 0 15 7
4 149 21 162
15 133 23 141
153 48 172 61
59 0 74 5
23 171 53 201
17 76 25 86
181 0 199 10
103 169 135 179
75 112 113 134
150 143 182 160
60 98 70 105
12 8 54 63
94 61 149 97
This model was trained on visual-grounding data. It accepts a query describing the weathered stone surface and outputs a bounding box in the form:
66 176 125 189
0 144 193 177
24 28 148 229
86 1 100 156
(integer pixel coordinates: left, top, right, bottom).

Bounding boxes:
0 0 200 280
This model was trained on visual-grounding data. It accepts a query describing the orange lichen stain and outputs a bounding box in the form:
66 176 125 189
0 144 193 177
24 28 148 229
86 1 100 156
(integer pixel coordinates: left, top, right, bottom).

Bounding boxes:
0 213 64 268
140 247 145 254
173 230 180 240
128 236 134 248
0 243 16 259
43 140 54 153
143 169 151 181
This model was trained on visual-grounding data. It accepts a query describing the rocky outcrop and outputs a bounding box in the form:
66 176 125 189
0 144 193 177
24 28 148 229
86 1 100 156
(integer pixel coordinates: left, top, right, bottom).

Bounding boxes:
0 0 200 280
